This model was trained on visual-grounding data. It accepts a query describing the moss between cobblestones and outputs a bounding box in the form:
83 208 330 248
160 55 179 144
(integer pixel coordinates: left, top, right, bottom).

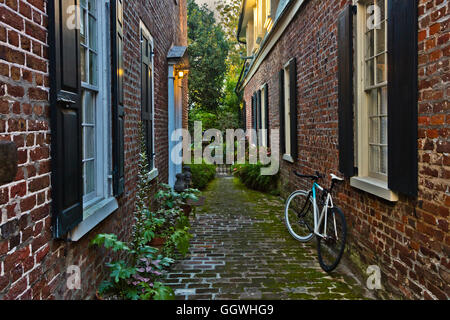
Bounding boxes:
231 177 370 300
166 177 372 300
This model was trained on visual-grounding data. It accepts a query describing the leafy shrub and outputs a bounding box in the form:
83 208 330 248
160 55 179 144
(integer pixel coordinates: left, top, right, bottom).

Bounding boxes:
188 161 216 190
90 125 195 300
91 234 175 300
233 162 280 195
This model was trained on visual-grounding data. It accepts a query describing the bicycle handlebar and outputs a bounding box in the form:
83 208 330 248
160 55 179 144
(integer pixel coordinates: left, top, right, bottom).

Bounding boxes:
294 171 324 180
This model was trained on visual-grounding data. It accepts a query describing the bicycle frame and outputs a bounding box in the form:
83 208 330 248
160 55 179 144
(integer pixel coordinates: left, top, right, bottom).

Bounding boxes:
311 183 338 240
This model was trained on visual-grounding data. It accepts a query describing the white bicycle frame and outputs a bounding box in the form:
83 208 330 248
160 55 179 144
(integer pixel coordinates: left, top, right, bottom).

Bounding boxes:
312 182 338 240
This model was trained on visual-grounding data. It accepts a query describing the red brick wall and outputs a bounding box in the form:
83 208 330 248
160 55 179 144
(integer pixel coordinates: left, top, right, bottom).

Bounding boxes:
243 0 449 299
0 0 187 299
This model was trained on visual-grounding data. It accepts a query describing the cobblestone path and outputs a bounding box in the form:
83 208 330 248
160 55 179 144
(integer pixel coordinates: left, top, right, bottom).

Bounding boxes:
165 178 374 300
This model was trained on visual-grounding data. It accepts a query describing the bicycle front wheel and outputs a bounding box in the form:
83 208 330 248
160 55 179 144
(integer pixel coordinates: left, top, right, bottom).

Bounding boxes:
285 190 314 242
317 207 347 272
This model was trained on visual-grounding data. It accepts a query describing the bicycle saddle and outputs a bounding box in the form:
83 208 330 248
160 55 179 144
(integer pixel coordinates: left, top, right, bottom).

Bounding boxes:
330 174 344 182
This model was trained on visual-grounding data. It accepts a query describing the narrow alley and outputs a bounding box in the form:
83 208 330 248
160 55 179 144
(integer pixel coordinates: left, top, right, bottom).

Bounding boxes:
165 178 374 300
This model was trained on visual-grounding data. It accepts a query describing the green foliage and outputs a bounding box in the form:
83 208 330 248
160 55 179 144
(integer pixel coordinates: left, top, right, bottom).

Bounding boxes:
187 160 216 190
90 123 182 300
187 0 229 113
233 162 280 195
155 183 200 210
216 0 247 77
165 227 193 257
188 108 217 132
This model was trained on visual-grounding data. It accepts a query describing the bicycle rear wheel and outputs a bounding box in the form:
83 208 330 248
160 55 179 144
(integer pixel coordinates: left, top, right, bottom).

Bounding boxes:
285 191 314 242
317 207 347 272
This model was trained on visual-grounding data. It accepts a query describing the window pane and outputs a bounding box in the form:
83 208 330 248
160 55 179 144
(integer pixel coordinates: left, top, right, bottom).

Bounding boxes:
89 51 98 86
370 118 379 144
380 146 388 174
380 117 388 145
380 87 388 115
84 161 95 195
365 30 374 58
83 91 95 124
80 9 86 44
368 89 378 116
377 0 386 21
376 53 386 84
366 59 374 87
376 21 386 54
84 126 95 159
89 15 97 50
80 0 87 8
81 46 86 82
370 146 380 173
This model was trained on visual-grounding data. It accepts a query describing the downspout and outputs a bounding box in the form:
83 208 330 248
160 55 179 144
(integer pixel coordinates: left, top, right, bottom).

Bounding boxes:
234 60 246 96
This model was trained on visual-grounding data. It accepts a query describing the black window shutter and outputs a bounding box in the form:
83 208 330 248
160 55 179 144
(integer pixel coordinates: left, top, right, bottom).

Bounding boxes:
242 101 246 129
279 69 285 155
252 93 257 131
257 89 262 144
264 83 270 147
48 0 83 238
257 89 262 130
387 0 418 197
337 5 355 177
141 30 153 169
289 58 298 161
112 0 125 196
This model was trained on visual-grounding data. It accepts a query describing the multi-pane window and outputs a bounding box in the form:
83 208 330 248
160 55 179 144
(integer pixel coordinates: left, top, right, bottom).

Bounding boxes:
364 0 388 181
141 23 155 170
80 0 98 201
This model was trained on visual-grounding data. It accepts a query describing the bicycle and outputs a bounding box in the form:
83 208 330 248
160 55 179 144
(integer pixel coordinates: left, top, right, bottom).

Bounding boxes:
284 171 347 272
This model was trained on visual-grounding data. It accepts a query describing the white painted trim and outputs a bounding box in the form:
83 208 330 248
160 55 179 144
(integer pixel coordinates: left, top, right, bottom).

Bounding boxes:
69 197 119 241
147 168 159 182
350 176 398 202
283 154 294 163
81 1 113 206
168 64 176 186
242 0 306 87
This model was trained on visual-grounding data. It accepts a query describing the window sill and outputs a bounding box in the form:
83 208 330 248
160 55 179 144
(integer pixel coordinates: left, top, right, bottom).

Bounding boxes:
350 176 398 202
68 197 119 242
147 167 159 182
283 154 294 163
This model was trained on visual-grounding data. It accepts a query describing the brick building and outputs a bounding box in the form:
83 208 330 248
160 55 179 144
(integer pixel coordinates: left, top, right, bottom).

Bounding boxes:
0 0 188 299
237 0 449 299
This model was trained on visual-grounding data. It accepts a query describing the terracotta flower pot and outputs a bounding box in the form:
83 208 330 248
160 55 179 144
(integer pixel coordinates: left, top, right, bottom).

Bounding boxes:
182 204 192 217
149 237 167 249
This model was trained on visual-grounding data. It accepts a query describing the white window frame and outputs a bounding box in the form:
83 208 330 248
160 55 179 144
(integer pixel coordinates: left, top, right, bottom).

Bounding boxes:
140 21 158 181
282 60 294 163
70 0 118 241
350 0 398 202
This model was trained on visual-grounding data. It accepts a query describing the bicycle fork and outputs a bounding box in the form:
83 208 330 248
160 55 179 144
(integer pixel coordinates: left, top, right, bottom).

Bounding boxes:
312 183 338 240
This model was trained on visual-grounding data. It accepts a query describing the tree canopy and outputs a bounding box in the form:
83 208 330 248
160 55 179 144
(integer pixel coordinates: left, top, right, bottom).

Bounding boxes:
187 0 229 113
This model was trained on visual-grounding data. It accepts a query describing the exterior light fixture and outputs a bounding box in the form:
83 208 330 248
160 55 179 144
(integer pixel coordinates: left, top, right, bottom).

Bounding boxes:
178 71 184 78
